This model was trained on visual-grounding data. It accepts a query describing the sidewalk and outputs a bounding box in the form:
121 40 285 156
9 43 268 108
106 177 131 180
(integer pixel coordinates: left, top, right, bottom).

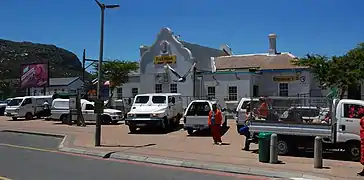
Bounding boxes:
0 117 362 179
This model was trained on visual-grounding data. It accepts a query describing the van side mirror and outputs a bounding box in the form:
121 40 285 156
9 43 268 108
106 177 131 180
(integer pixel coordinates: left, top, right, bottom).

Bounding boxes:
171 97 175 104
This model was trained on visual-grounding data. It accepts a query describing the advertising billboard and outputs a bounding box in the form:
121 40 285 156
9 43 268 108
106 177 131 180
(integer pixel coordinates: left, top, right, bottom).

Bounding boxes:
20 63 49 89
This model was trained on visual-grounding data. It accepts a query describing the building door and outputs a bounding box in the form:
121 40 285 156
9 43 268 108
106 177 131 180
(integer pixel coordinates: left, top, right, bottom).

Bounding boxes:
253 85 259 97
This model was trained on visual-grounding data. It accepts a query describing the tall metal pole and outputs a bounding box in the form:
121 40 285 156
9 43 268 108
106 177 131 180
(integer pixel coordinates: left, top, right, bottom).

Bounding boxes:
82 49 86 82
95 6 105 147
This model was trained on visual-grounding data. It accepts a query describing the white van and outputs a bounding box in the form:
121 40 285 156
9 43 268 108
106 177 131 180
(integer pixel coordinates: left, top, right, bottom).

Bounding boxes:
126 93 183 132
50 98 123 124
5 96 53 120
183 100 227 135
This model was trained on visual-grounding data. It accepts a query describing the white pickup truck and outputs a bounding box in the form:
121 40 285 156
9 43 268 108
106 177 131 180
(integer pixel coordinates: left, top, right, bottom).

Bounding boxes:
183 100 227 135
248 98 363 161
50 98 123 124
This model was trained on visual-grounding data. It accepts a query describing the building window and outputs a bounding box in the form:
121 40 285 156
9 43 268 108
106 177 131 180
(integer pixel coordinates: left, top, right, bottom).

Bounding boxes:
170 84 177 93
343 104 364 119
207 86 215 99
228 86 237 101
279 83 289 97
116 88 123 99
155 84 162 93
131 88 138 97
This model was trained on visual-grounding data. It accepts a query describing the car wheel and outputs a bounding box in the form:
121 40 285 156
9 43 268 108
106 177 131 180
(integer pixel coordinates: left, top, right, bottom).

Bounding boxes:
163 117 169 129
101 115 112 125
187 128 193 135
61 115 68 124
277 139 290 155
129 126 137 133
346 141 360 161
25 112 33 120
12 117 17 121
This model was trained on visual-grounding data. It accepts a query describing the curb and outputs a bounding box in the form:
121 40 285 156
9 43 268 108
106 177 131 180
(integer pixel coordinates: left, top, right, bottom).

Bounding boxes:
108 153 329 180
1 130 65 138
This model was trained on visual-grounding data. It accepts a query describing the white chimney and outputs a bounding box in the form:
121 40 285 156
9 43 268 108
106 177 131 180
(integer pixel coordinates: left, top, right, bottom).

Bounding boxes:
268 33 277 55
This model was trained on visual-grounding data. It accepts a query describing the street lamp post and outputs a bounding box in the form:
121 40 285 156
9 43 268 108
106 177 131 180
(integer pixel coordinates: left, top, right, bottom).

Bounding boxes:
95 0 119 147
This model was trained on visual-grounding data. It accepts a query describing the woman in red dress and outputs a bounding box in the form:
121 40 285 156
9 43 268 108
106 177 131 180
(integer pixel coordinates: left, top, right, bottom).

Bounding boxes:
358 108 364 176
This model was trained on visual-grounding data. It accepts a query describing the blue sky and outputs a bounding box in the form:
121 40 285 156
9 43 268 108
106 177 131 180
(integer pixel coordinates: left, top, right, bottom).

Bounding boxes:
1 0 363 64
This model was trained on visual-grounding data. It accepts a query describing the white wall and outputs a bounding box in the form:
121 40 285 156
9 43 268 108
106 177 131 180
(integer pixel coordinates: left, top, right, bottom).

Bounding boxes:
29 78 84 96
259 70 311 96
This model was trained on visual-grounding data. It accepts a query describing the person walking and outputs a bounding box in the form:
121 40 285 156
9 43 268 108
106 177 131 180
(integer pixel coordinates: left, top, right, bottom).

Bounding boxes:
208 103 223 145
43 100 50 117
358 108 364 176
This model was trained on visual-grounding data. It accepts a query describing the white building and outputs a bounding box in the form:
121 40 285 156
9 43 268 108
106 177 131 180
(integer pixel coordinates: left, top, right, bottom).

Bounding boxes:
30 77 84 96
113 27 324 109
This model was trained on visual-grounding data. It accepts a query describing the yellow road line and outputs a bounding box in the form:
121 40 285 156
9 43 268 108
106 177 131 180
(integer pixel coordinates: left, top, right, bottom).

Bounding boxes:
0 176 12 180
0 143 56 153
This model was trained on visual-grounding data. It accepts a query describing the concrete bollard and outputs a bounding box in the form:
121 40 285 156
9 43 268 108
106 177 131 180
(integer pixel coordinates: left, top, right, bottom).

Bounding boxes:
314 136 323 168
270 133 278 164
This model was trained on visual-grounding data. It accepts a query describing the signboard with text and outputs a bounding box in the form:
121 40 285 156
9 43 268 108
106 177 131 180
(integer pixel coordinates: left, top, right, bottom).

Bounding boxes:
154 55 176 64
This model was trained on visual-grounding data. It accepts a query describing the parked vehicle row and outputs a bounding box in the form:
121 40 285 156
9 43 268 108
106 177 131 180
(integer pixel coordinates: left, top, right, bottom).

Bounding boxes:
125 93 228 134
50 98 123 124
5 96 53 120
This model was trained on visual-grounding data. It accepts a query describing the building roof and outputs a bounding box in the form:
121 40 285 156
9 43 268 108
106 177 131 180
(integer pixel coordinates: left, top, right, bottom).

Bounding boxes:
180 41 227 59
215 52 306 70
50 77 81 86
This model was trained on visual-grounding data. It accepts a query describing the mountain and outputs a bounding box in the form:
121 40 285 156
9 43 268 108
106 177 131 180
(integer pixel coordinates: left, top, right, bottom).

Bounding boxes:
0 39 86 80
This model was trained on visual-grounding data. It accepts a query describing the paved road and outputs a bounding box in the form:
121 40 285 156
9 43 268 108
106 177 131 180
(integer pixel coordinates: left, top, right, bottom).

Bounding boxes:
0 132 273 180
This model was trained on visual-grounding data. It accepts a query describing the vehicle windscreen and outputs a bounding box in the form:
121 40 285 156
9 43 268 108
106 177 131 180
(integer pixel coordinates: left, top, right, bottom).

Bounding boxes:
241 101 260 110
186 102 210 116
8 98 23 106
53 101 69 109
5 99 11 105
134 96 149 104
152 96 166 104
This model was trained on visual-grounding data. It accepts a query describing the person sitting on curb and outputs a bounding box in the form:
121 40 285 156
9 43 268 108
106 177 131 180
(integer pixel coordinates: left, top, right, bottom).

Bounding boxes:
239 103 253 151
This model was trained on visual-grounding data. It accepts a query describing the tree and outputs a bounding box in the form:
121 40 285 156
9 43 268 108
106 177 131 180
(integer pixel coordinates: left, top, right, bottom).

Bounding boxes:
294 43 364 99
0 80 14 99
93 60 139 106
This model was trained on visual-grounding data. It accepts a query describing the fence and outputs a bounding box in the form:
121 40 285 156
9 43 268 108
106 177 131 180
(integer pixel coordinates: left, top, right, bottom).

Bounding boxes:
244 96 332 125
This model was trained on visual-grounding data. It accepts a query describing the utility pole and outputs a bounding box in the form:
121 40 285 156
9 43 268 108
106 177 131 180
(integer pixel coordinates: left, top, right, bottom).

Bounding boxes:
94 0 119 147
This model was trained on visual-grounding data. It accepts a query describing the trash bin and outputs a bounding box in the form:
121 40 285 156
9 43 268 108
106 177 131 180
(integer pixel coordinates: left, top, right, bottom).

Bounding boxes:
258 132 272 163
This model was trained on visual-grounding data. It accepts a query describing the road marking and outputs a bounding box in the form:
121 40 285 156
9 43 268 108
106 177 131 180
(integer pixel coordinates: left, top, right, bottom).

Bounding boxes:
0 176 11 180
0 143 57 153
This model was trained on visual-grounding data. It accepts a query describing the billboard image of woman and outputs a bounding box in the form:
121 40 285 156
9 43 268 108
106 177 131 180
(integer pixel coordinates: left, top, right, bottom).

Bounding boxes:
20 63 49 89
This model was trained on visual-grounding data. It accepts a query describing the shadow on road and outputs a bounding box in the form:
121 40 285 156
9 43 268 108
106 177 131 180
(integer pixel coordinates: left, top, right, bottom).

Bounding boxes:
52 122 125 126
128 124 183 135
101 143 156 148
187 126 230 137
